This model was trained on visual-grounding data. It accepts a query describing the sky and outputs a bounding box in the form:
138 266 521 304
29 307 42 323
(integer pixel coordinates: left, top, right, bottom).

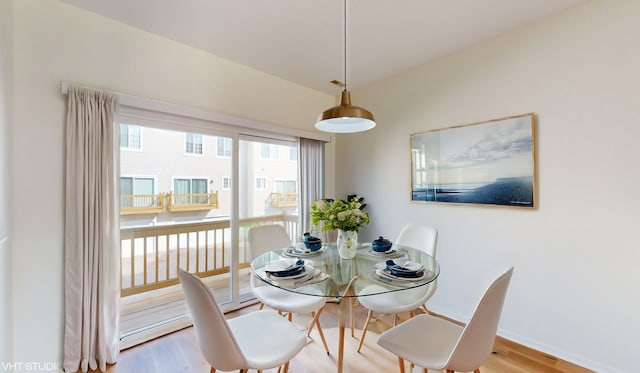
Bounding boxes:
412 114 534 185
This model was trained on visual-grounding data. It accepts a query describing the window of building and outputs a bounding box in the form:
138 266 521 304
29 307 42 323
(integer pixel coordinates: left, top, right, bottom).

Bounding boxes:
274 180 297 193
120 124 142 150
260 143 279 160
222 176 231 190
120 176 154 207
185 133 203 155
289 146 297 161
217 137 232 158
255 177 267 190
173 177 208 204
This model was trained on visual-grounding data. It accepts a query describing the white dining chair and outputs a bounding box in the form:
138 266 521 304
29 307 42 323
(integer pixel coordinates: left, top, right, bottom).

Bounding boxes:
377 267 514 373
178 268 306 373
247 224 330 355
356 224 438 352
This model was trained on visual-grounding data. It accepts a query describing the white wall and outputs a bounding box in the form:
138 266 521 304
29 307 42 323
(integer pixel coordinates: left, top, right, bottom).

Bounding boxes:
11 0 333 366
0 0 14 366
338 1 639 372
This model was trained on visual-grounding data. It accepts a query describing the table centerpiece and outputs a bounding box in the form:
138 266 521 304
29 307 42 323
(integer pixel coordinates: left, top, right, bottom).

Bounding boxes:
311 195 369 259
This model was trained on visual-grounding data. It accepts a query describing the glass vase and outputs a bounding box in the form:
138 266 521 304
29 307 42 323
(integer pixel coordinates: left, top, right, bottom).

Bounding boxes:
337 229 358 259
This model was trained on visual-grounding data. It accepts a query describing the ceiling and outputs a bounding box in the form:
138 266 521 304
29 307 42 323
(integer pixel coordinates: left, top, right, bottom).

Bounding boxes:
61 0 587 94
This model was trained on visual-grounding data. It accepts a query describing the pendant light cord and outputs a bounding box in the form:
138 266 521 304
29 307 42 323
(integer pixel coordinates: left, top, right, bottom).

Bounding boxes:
344 0 347 92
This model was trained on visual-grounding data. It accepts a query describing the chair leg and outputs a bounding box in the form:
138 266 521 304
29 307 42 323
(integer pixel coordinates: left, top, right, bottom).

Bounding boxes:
282 361 290 373
315 317 330 355
357 310 374 352
474 369 481 373
398 357 405 373
210 367 215 373
307 310 320 334
307 308 330 355
258 302 264 310
421 304 431 315
350 298 356 337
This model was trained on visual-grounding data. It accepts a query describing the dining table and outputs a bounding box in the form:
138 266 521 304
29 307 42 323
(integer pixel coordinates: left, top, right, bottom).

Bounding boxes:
250 241 440 373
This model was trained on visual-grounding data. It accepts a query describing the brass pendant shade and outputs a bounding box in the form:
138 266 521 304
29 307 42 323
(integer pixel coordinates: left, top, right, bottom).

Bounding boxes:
315 0 376 133
316 90 375 133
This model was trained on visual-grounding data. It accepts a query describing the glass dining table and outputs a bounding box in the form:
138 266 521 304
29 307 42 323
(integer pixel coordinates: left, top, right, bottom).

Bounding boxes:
250 242 440 373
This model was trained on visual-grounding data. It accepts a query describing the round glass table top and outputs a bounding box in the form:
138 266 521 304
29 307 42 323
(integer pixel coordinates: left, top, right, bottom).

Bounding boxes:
250 242 439 299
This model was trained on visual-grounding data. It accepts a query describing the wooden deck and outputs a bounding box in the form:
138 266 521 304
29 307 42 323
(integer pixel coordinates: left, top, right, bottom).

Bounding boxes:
119 267 255 347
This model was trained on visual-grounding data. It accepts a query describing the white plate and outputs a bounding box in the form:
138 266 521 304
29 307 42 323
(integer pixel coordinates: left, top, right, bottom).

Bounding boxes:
268 265 313 280
283 244 326 257
375 268 431 282
375 260 423 270
367 248 399 256
264 259 305 273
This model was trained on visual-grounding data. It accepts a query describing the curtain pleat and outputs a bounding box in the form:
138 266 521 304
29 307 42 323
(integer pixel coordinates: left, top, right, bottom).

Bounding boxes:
298 138 325 236
63 86 120 372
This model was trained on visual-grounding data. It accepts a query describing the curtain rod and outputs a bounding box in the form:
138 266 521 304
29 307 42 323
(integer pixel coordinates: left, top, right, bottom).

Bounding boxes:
60 81 332 143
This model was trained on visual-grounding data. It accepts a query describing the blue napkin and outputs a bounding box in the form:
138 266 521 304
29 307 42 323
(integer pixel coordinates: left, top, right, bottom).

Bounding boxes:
385 260 424 278
267 259 305 277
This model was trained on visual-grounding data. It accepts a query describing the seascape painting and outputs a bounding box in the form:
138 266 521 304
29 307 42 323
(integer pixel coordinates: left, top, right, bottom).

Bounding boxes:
410 113 536 208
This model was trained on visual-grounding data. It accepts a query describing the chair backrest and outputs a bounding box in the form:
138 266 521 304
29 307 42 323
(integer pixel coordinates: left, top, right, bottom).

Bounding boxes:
178 269 247 372
395 224 439 299
446 267 514 372
395 224 438 257
247 224 292 258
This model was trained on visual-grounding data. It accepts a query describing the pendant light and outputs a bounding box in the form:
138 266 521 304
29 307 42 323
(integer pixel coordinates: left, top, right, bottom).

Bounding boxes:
315 0 376 133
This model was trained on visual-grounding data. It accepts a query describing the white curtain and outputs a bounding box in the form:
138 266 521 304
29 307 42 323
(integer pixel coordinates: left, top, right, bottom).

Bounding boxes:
63 86 120 372
298 137 324 235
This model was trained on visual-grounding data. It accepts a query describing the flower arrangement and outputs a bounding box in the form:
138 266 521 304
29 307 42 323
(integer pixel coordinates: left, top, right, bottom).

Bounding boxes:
311 195 370 232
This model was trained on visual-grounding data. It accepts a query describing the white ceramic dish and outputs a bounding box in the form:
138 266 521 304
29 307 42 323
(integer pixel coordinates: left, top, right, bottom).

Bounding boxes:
375 268 431 282
264 258 305 273
267 265 313 280
283 244 326 257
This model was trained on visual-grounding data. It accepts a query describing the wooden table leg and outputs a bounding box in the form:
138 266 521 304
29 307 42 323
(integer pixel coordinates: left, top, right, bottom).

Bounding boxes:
338 324 345 373
337 297 348 373
337 275 359 373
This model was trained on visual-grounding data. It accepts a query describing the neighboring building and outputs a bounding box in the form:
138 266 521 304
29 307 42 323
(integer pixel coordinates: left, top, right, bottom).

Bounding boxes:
119 124 299 227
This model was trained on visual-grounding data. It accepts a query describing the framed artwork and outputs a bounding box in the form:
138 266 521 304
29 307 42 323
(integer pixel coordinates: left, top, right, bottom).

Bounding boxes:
410 113 536 208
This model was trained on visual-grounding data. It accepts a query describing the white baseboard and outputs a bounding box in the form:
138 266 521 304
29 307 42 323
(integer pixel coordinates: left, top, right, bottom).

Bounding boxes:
119 316 193 350
429 305 617 373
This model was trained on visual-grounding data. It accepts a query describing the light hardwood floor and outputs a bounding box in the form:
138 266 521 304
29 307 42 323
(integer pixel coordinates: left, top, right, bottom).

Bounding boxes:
92 301 594 373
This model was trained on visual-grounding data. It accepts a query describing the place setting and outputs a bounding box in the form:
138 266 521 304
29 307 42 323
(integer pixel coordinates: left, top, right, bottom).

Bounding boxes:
263 259 328 288
364 236 405 258
372 259 435 285
282 232 327 258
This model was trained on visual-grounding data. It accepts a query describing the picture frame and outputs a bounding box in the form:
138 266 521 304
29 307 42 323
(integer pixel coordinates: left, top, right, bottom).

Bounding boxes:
410 113 537 208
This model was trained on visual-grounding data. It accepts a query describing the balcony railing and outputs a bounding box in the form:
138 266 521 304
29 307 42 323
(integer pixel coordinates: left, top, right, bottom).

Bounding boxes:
268 192 298 207
120 213 299 297
167 192 219 212
120 192 219 215
121 194 165 215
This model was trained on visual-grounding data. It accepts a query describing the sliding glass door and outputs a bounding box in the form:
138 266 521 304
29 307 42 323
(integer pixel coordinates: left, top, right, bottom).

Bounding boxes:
118 123 236 345
116 120 301 347
237 137 299 301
